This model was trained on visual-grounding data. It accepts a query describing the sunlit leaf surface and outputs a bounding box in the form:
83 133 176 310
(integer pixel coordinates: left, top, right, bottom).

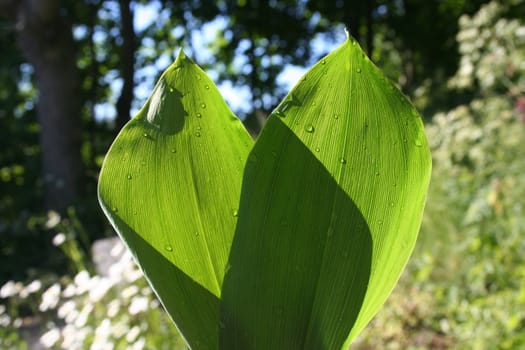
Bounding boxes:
98 51 253 349
220 37 431 349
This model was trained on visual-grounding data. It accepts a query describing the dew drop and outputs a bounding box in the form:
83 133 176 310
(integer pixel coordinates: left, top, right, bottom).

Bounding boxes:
143 133 148 138
378 220 384 226
375 171 380 176
415 140 423 147
195 232 200 237
112 207 118 213
195 132 201 137
165 245 173 252
322 59 326 65
315 147 320 152
205 85 210 90
196 75 202 80
200 103 206 109
305 124 315 133
389 201 395 207
169 87 174 92
196 113 202 118
197 126 202 131
126 174 132 180
171 148 176 153
232 209 238 217
403 138 408 143
340 157 347 164
356 68 362 73
133 210 137 215
333 113 339 119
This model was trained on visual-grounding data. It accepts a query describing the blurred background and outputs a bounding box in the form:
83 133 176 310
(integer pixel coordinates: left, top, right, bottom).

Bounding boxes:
1 0 524 349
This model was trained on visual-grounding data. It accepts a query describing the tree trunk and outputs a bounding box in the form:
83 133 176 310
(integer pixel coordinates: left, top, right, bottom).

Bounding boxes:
115 0 136 131
1 0 84 210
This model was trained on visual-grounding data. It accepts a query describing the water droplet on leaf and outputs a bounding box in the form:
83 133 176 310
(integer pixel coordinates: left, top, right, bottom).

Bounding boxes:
340 157 347 164
305 124 315 133
165 245 173 252
196 113 202 118
126 174 132 180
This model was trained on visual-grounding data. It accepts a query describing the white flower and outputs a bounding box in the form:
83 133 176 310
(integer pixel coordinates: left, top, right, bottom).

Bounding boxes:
12 317 22 328
0 304 5 314
62 284 76 298
53 233 66 246
45 210 61 229
124 268 143 283
0 314 11 327
26 280 42 293
150 299 159 308
110 242 125 257
88 277 113 303
57 300 76 319
64 307 79 324
20 280 42 298
125 325 141 343
107 299 121 318
516 26 525 37
91 319 112 350
40 328 61 347
129 337 146 350
73 270 91 295
121 285 139 299
0 280 22 298
60 324 76 349
128 296 149 315
74 303 93 328
111 321 128 338
39 283 61 311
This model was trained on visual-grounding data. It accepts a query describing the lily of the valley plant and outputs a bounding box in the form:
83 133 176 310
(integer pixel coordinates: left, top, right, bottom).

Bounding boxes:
98 34 431 349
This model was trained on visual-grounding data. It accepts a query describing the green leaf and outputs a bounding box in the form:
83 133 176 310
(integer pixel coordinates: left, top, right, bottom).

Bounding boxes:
98 50 253 349
220 37 432 349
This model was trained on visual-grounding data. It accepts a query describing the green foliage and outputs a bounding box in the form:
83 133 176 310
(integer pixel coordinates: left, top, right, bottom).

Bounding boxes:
354 1 525 348
99 35 431 349
0 227 185 350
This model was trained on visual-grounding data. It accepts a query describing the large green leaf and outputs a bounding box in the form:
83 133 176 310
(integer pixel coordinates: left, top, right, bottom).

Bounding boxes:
98 50 253 349
220 37 431 349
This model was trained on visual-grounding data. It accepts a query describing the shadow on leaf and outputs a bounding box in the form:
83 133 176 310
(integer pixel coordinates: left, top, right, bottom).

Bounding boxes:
220 117 373 349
